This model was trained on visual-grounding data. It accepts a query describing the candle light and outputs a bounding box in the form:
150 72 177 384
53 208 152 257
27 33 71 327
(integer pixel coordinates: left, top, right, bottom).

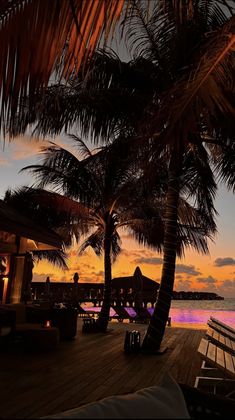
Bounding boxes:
44 320 51 328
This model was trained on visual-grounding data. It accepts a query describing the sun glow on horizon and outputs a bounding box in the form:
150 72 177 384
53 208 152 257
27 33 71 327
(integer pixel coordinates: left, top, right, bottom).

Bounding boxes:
33 232 235 298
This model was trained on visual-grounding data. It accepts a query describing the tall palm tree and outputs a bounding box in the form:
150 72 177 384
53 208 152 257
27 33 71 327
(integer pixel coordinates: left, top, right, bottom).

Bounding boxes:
19 135 216 332
139 0 235 352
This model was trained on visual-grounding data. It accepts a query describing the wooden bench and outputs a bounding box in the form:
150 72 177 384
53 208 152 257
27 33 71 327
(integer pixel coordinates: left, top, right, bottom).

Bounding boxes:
198 338 235 377
210 316 235 334
206 327 235 355
207 320 235 342
195 338 235 396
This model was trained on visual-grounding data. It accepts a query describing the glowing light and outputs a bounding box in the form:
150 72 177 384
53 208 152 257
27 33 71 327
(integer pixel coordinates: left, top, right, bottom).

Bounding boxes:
2 277 8 304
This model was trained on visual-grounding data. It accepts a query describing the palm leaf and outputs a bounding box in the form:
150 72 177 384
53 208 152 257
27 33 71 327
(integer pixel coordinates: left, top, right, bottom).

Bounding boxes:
0 0 128 133
21 142 102 203
79 228 104 257
32 249 68 270
154 14 235 139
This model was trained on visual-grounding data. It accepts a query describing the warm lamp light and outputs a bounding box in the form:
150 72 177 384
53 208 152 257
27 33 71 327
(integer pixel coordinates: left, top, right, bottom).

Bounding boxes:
2 277 9 304
43 320 51 328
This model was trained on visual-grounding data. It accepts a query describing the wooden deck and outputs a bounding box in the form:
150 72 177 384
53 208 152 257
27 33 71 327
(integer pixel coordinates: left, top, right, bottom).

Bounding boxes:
0 320 205 419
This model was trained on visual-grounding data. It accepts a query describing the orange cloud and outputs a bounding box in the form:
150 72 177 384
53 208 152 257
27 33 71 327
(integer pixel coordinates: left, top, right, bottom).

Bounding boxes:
0 157 11 166
32 219 235 297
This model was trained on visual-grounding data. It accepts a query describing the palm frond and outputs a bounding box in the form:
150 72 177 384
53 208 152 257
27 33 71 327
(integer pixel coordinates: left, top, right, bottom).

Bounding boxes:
0 0 128 133
180 143 218 217
79 229 104 257
176 224 213 257
214 147 235 191
8 49 156 142
32 249 68 270
5 186 91 245
21 143 102 203
67 134 93 159
153 14 235 139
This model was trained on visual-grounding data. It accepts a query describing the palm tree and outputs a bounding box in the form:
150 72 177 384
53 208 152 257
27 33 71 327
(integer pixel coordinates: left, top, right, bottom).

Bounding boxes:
19 135 216 332
18 137 162 332
5 1 235 349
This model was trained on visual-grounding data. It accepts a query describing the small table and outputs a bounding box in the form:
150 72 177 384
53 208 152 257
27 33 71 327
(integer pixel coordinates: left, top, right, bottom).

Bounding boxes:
16 323 59 351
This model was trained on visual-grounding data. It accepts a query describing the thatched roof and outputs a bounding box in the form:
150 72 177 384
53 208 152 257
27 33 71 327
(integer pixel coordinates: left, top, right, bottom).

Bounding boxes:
112 267 159 290
0 200 62 252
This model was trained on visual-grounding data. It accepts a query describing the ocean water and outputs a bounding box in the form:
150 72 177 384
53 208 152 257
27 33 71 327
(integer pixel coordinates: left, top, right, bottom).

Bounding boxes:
168 298 235 328
82 298 235 328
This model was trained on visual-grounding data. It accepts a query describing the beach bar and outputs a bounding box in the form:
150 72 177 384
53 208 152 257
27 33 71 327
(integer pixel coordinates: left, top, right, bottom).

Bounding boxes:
0 200 62 304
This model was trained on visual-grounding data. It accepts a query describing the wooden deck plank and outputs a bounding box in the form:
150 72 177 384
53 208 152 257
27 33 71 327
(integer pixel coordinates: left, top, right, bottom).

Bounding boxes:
224 351 235 375
210 317 235 334
0 321 204 419
198 338 209 357
219 334 225 345
207 342 216 363
213 331 219 341
216 346 225 369
208 321 235 341
207 328 213 339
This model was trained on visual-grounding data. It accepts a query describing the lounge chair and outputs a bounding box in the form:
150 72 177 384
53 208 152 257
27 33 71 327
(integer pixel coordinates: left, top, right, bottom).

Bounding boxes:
134 307 152 323
111 306 135 323
133 308 172 326
195 337 235 397
210 316 235 334
207 319 235 341
76 305 88 318
206 327 235 355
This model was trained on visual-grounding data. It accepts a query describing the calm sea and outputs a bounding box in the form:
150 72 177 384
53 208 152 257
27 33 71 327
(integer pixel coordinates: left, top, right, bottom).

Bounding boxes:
82 298 235 328
168 298 235 328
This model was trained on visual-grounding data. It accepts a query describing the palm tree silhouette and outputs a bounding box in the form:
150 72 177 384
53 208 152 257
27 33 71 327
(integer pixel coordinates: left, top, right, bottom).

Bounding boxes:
18 135 216 332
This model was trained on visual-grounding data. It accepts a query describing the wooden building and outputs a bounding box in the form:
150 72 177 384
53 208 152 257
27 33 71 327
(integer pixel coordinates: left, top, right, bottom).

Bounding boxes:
0 199 62 304
31 267 160 308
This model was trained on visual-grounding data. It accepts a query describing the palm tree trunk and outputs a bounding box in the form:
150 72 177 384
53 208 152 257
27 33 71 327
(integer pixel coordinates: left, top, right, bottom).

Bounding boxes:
96 235 112 332
141 154 182 352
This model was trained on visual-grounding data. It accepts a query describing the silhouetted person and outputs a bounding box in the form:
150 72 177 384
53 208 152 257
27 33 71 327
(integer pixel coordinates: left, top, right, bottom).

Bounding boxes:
73 272 79 303
45 276 50 298
73 272 79 283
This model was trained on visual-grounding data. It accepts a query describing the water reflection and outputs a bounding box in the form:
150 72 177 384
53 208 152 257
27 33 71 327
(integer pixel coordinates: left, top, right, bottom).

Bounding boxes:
82 299 235 328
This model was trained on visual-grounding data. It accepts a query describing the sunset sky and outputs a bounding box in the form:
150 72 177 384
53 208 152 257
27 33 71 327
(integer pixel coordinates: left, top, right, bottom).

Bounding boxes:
0 135 234 298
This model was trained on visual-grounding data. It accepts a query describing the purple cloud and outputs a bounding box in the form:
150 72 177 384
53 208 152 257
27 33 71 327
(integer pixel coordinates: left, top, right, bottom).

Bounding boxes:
176 264 201 276
196 276 217 284
214 257 235 267
133 257 163 265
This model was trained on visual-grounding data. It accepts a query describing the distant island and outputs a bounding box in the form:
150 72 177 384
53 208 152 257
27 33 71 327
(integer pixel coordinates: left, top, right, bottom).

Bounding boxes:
172 291 224 300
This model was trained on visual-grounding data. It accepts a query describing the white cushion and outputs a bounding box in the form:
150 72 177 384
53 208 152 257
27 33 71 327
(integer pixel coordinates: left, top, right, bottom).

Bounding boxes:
43 374 190 419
